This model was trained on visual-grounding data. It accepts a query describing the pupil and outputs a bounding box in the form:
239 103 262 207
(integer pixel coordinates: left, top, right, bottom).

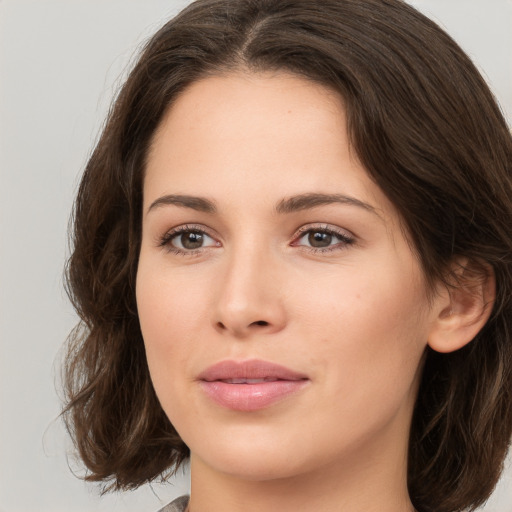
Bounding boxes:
308 231 332 247
181 231 203 249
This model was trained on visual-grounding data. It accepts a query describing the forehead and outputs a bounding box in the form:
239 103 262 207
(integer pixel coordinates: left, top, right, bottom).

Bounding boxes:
144 71 395 223
148 71 346 168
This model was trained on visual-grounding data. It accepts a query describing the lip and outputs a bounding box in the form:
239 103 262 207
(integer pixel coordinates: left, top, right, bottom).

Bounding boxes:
198 359 309 412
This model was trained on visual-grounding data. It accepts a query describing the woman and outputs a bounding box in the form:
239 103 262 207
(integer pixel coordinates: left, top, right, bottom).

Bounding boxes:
62 1 512 511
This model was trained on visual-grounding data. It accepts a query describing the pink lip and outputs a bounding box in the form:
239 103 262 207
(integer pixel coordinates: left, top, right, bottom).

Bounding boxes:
198 359 309 412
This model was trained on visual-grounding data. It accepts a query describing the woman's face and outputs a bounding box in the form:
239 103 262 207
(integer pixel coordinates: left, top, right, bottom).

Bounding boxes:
136 71 440 481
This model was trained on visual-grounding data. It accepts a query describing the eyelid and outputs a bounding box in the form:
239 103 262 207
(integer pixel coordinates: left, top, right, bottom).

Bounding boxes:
291 223 355 251
293 223 354 237
157 224 221 254
155 222 355 255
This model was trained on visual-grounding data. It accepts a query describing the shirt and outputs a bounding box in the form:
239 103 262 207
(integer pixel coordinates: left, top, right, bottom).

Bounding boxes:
158 495 190 512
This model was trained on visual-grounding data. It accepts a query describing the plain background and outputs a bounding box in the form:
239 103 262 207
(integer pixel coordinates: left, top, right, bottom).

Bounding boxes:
0 1 511 511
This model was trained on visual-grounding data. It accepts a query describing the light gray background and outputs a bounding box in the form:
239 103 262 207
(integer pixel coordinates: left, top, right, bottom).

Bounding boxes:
0 1 511 511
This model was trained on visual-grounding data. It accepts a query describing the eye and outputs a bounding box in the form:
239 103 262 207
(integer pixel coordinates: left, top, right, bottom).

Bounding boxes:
172 230 214 250
160 226 219 253
293 226 354 251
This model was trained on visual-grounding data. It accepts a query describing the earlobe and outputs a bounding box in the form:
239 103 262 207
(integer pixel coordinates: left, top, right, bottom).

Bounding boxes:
427 260 496 354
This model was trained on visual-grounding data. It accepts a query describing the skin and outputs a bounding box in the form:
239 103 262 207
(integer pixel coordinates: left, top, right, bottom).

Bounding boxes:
136 71 480 512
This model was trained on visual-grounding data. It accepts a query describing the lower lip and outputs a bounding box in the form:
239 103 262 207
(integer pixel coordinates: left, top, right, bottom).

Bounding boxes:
200 380 308 411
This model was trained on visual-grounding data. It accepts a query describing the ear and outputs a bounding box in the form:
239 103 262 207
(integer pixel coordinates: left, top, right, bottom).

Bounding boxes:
427 259 495 354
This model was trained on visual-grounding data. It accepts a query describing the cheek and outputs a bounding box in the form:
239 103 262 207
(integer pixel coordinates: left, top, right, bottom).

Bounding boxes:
296 257 429 399
298 258 428 338
135 259 206 386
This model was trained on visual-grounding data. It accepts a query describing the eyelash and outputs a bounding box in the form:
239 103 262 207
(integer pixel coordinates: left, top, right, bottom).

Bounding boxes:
158 224 355 256
158 224 218 256
292 224 355 253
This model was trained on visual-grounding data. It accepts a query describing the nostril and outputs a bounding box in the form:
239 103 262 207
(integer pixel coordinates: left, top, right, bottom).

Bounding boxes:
214 319 271 333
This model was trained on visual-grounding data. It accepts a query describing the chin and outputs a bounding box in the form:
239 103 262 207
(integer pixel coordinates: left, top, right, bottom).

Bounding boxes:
197 450 311 482
187 427 315 481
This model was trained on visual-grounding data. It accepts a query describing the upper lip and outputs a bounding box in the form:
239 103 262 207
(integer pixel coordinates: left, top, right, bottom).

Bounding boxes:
198 359 308 382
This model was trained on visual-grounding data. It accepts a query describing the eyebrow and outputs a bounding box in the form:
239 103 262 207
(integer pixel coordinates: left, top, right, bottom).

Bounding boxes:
147 194 217 214
275 193 377 215
146 192 377 216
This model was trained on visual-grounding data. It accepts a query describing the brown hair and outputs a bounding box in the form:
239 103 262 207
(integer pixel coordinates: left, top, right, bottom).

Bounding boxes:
63 1 512 511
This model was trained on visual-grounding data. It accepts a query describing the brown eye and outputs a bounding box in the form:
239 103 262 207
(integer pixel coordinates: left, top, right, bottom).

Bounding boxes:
166 229 218 251
308 231 333 248
180 231 204 249
293 227 354 252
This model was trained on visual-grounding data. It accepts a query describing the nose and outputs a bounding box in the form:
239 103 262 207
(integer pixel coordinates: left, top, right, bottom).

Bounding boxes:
213 245 287 338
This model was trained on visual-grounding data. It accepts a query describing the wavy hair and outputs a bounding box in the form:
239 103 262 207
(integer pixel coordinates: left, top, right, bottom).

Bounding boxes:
63 1 512 511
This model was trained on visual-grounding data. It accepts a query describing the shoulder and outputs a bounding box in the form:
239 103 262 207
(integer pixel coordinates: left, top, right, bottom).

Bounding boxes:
157 495 190 512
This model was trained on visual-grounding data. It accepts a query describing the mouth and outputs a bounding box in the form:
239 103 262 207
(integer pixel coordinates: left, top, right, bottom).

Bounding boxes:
217 377 284 384
198 359 309 412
